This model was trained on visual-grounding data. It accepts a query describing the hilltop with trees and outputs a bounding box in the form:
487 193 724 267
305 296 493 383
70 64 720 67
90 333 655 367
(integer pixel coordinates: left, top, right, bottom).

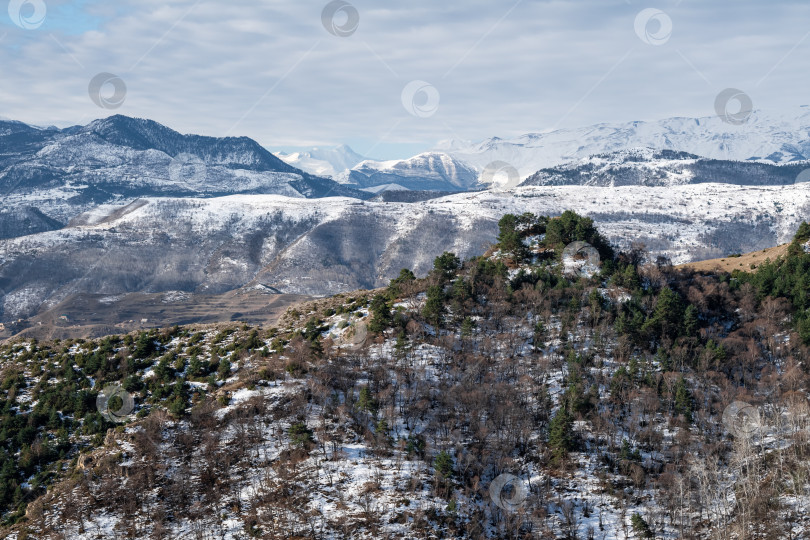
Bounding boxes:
1 211 809 539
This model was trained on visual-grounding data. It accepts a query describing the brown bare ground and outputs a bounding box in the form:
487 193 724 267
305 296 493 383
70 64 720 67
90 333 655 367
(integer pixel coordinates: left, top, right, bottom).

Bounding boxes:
677 244 788 274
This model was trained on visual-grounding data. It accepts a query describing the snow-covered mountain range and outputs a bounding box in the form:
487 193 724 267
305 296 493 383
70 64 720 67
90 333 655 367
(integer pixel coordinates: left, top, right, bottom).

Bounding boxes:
436 109 810 179
278 146 480 192
340 152 480 192
0 115 366 238
3 183 808 322
276 109 810 188
522 148 809 187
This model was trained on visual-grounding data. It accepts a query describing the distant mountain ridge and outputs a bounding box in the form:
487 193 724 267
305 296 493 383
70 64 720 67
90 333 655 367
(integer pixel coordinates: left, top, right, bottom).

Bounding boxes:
522 147 810 187
3 112 810 242
278 147 480 192
436 109 810 178
343 152 480 192
0 115 367 239
281 109 810 186
80 116 301 172
276 144 367 178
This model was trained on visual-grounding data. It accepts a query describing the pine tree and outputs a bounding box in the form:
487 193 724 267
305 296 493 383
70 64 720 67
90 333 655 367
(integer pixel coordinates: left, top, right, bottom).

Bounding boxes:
460 317 475 338
217 358 231 381
388 268 416 297
620 439 641 462
631 513 654 538
563 370 590 415
450 277 472 303
368 294 392 333
289 422 314 447
792 221 810 246
422 285 446 327
643 287 683 341
533 320 546 350
433 450 454 479
433 252 460 282
674 376 693 423
496 214 528 261
188 356 203 378
356 386 377 415
683 304 699 337
394 331 409 357
548 407 574 462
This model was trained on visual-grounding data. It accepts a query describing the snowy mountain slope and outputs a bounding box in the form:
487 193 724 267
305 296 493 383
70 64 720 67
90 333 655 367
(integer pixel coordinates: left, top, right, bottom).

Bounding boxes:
0 116 366 239
437 109 810 178
275 144 367 178
278 110 810 186
2 183 808 322
275 147 478 192
359 183 409 193
344 152 479 191
522 147 809 187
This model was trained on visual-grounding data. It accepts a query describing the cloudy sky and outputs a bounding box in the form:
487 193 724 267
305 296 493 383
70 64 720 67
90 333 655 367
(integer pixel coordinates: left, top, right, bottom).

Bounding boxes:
2 0 809 159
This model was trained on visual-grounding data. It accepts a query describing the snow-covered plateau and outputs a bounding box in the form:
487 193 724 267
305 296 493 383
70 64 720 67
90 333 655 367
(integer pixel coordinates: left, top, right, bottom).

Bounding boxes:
2 183 808 322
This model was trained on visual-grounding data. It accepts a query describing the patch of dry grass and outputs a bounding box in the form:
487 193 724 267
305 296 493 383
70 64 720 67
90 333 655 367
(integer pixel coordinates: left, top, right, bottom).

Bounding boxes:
677 244 788 273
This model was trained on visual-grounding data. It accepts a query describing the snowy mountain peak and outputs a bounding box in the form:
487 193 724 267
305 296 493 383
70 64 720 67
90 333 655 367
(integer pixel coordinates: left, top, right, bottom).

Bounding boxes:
436 109 810 179
276 144 367 178
0 116 372 240
346 152 479 191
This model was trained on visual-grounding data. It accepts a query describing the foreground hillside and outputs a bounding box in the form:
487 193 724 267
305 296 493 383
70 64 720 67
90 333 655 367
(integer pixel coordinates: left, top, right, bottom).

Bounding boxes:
2 211 810 539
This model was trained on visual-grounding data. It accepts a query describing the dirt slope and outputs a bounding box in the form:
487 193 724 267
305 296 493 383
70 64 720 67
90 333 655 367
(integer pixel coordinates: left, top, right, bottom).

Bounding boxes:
677 244 788 273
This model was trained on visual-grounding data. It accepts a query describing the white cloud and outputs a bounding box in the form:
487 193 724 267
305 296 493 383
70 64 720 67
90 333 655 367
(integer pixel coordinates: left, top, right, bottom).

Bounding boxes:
1 0 809 158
